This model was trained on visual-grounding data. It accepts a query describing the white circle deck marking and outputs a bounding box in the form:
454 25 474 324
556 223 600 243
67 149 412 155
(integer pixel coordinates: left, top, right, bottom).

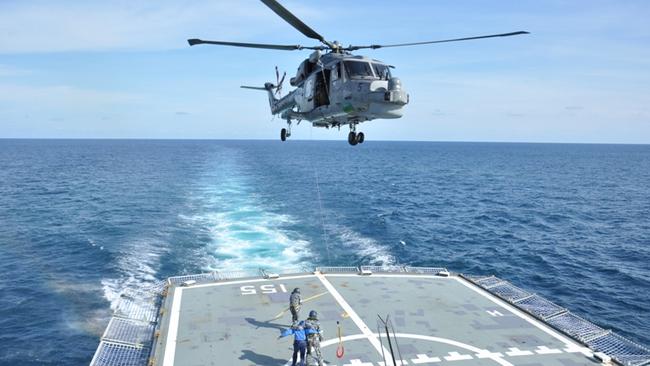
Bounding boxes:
318 333 514 366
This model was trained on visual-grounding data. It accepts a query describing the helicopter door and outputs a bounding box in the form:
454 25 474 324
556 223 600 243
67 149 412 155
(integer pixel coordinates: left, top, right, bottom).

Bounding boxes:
314 70 330 108
331 63 341 85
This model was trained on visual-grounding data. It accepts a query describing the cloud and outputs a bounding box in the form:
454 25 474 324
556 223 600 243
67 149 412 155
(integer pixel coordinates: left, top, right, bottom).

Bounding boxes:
0 1 323 54
565 106 584 111
0 64 30 77
431 109 446 116
0 83 143 106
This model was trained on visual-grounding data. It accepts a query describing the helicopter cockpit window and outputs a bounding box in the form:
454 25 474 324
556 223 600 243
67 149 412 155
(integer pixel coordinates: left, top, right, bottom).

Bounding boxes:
344 61 374 79
372 63 391 80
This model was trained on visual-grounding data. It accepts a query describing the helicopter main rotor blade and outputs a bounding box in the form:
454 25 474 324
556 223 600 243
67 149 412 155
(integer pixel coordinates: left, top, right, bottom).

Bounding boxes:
344 31 529 51
260 0 332 47
241 85 270 90
188 38 325 51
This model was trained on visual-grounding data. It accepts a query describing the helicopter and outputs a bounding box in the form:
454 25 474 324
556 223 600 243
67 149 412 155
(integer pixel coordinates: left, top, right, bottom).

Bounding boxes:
188 0 528 145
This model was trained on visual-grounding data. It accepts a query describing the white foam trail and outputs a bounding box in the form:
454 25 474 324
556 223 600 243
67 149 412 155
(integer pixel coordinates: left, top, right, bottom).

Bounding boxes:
101 237 167 311
182 207 311 273
185 149 312 273
327 224 395 265
99 147 311 309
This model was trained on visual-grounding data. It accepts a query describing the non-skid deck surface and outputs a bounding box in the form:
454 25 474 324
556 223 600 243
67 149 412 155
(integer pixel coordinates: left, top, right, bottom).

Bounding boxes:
153 273 599 366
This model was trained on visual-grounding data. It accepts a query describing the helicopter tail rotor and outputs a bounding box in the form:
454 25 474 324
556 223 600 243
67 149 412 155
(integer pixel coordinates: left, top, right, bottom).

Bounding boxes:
274 66 287 96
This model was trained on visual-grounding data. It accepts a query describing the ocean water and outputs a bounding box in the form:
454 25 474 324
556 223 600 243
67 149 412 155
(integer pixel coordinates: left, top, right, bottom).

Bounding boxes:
0 139 648 365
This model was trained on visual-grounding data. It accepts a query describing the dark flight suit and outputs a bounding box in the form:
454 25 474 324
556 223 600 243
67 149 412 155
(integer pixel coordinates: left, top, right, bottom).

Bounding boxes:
305 317 323 366
289 290 301 324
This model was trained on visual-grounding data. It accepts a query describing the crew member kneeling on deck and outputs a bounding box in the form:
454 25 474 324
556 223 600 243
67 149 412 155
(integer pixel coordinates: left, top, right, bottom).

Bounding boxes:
305 310 324 366
289 288 302 325
279 321 308 366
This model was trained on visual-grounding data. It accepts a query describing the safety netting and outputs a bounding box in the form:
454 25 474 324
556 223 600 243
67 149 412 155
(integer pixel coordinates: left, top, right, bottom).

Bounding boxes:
487 282 531 302
90 341 150 366
316 266 359 273
464 274 650 366
102 317 156 346
90 281 165 366
514 294 567 320
404 266 448 274
360 265 406 273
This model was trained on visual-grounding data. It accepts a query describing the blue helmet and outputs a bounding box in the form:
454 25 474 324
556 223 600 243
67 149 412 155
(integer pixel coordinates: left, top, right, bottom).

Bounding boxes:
309 310 318 319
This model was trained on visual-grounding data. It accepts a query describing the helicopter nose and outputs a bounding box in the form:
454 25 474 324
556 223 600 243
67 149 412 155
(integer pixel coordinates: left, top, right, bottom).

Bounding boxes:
384 77 408 105
384 91 409 105
384 90 409 105
388 77 402 91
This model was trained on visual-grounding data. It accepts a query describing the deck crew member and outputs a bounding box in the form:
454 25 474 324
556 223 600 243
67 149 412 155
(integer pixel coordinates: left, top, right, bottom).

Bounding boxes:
279 321 308 366
305 310 324 366
289 288 302 324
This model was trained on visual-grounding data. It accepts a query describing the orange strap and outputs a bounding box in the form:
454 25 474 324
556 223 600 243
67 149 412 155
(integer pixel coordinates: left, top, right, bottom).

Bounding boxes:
336 321 344 358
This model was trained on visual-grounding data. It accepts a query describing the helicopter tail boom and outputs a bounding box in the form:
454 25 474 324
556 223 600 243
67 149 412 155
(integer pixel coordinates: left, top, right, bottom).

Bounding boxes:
240 86 268 91
241 83 278 110
241 83 296 116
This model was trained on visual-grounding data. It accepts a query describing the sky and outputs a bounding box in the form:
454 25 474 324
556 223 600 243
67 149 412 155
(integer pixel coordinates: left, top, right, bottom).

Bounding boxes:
0 0 649 143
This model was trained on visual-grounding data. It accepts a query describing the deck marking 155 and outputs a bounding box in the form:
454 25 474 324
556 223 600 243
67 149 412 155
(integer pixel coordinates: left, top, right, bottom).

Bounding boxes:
240 284 288 295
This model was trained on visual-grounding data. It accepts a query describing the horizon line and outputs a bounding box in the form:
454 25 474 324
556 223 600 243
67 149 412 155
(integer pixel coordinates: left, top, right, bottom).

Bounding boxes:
1 137 649 146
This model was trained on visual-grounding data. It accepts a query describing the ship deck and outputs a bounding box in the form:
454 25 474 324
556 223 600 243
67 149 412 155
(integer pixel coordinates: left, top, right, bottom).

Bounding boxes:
150 270 600 366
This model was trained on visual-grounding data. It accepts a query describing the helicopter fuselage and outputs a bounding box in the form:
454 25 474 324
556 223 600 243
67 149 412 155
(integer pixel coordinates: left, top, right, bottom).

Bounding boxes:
268 51 408 129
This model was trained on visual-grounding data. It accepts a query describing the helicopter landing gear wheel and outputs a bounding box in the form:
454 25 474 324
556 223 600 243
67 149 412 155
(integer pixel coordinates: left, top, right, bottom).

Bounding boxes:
348 123 359 146
348 131 358 146
281 119 292 142
356 132 365 144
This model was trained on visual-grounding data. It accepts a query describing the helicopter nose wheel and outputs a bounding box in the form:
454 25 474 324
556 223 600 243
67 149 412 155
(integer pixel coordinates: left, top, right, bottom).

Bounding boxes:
281 120 292 142
356 132 365 144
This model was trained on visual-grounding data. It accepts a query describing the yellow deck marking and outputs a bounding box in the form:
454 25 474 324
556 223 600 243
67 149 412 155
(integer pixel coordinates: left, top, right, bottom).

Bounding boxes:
271 291 328 320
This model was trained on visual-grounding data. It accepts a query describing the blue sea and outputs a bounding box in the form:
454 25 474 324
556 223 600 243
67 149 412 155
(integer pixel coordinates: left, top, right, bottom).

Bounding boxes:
0 139 648 365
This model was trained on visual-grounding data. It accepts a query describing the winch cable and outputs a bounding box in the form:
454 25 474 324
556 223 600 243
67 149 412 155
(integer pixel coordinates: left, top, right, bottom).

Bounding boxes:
310 124 332 265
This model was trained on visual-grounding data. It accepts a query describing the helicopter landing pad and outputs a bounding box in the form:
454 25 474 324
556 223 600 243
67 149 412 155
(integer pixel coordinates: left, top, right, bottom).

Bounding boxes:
151 272 599 366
